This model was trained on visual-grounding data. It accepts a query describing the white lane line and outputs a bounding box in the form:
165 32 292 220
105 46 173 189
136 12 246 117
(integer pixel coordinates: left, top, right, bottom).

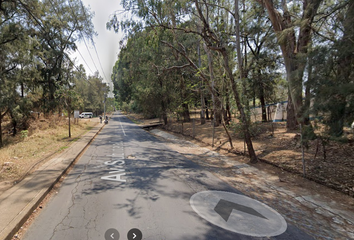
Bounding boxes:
118 115 127 136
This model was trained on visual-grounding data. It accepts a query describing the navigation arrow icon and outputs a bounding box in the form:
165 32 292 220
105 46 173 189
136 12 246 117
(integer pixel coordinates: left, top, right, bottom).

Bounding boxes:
127 228 142 240
104 228 119 240
214 199 268 222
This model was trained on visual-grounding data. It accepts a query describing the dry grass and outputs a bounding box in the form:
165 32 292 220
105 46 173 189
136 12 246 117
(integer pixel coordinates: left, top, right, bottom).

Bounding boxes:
0 117 98 187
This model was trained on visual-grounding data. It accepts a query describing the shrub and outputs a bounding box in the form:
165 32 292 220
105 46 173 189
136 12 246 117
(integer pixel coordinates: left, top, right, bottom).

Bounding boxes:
229 121 263 138
20 130 29 139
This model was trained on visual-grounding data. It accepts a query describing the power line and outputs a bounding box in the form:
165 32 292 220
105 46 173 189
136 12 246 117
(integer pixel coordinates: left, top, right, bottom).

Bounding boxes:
92 42 109 82
80 37 100 74
78 0 109 83
67 0 100 75
76 48 94 74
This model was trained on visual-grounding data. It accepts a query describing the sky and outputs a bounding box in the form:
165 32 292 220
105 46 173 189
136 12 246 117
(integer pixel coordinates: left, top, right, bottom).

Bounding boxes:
71 0 124 96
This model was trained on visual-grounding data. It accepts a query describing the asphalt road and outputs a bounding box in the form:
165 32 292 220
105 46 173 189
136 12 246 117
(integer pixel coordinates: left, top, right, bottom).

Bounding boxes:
22 112 314 240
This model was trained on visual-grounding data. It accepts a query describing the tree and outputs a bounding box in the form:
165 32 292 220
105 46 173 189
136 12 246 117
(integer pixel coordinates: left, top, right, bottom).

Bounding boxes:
242 2 282 121
0 0 96 146
108 0 259 163
255 0 323 129
32 0 95 112
310 1 354 137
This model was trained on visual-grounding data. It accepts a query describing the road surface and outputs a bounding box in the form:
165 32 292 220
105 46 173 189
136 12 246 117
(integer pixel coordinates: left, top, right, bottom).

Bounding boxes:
23 112 314 240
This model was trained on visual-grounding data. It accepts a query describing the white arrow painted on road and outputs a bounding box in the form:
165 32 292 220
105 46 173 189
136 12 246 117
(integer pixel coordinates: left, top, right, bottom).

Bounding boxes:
190 191 287 237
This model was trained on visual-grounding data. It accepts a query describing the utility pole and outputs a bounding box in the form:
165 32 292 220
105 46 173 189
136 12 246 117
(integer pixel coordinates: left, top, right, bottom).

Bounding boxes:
104 93 107 120
102 85 107 121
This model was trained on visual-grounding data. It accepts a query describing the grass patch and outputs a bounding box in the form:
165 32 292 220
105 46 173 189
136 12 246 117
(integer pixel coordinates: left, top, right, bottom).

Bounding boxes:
59 146 69 151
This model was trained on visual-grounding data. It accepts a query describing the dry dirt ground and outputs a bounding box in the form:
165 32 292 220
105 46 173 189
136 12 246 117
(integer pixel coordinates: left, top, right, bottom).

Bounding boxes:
0 116 99 193
127 113 354 198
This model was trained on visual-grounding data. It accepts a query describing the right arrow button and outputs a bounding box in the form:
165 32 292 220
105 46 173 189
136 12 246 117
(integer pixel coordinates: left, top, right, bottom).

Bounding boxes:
127 228 142 240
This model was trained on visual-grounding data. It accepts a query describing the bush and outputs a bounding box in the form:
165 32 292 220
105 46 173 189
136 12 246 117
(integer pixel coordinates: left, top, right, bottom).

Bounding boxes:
121 101 131 113
230 121 263 138
21 130 29 139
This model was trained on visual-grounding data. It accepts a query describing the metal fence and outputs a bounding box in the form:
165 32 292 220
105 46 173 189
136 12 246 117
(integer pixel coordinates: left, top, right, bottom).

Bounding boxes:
184 101 288 123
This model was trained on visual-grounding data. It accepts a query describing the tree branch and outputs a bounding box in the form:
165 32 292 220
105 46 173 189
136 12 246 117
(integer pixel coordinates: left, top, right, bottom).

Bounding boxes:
160 40 215 95
164 63 191 71
1 108 9 119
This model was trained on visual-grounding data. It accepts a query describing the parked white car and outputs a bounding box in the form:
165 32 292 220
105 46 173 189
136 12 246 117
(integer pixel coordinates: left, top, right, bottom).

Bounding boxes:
79 112 93 118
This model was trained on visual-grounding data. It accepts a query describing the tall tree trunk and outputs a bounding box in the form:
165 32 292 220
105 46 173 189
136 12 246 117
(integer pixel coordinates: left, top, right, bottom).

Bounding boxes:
205 97 210 120
287 94 298 129
161 100 168 125
180 75 190 122
68 104 71 138
9 109 17 136
260 87 267 122
198 42 206 124
182 103 190 122
21 82 24 98
259 0 323 128
258 70 267 122
158 77 168 125
328 98 346 137
68 112 71 138
200 86 206 124
225 85 232 123
203 43 221 126
329 1 354 137
214 97 222 126
232 0 258 163
0 111 4 147
221 49 258 163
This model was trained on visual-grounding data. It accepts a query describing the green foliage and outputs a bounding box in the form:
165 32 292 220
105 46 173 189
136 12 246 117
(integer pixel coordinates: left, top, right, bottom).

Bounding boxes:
121 101 141 113
308 2 354 138
111 26 199 120
21 130 29 139
73 70 108 115
107 0 353 140
229 121 264 138
0 0 96 146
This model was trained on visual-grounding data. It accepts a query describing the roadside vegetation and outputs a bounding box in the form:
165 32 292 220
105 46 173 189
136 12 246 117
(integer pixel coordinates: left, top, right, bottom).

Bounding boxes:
0 0 115 190
0 117 98 192
0 0 114 148
109 0 354 165
109 0 354 196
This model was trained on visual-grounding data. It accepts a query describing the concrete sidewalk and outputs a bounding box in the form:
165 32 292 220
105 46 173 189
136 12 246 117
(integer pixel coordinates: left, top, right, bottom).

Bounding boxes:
0 123 105 240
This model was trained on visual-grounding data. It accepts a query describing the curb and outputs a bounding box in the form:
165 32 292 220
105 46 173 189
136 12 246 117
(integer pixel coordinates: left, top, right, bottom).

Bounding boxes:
1 123 105 240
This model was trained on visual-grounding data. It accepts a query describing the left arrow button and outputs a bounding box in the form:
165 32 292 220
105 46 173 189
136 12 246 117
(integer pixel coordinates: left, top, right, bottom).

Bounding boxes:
105 228 120 240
